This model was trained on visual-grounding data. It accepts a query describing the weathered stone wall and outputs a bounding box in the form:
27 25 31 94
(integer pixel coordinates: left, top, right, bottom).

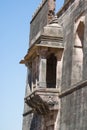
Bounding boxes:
29 0 56 46
58 1 75 90
57 0 87 129
29 1 48 44
59 85 87 130
30 114 43 130
22 114 33 130
22 70 33 130
57 0 85 91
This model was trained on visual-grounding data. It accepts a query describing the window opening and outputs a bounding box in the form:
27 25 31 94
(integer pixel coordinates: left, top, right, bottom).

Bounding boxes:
46 53 57 88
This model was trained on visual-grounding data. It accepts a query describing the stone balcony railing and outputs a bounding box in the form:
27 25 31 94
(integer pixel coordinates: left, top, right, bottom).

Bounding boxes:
24 88 59 115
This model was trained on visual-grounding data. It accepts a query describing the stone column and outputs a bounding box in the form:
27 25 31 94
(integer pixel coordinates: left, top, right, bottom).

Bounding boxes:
56 50 63 91
39 49 47 88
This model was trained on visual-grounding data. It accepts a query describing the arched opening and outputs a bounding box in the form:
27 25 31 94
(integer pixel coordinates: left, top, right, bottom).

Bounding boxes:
76 21 84 47
71 20 84 84
46 54 57 88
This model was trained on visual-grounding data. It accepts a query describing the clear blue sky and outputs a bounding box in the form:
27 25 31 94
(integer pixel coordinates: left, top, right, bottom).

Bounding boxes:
0 0 64 130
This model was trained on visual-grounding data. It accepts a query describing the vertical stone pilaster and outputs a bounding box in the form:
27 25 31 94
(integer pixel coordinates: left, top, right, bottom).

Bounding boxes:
38 48 47 88
56 50 63 91
39 57 47 87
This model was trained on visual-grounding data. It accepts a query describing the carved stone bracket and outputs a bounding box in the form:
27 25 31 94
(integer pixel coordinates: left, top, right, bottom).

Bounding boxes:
38 47 48 58
55 49 64 61
24 88 59 115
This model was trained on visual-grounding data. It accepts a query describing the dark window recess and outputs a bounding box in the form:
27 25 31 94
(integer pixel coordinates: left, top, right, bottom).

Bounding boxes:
76 21 84 47
46 54 57 88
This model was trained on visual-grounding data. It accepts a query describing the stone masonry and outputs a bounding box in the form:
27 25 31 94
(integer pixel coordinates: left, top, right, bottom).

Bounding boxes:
20 0 87 130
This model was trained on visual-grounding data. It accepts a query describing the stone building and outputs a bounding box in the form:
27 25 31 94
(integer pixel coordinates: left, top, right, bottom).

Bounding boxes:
20 0 87 129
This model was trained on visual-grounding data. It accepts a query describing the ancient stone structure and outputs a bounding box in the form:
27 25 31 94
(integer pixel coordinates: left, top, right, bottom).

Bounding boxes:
20 0 87 129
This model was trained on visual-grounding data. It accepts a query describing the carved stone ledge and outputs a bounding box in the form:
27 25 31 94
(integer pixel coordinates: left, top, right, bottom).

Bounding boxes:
24 88 59 115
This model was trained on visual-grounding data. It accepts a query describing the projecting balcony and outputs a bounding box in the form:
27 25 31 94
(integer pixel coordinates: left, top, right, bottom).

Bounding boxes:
24 88 59 115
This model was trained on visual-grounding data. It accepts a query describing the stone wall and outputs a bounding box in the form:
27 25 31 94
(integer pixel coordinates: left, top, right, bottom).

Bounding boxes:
22 72 33 130
57 1 87 129
59 84 87 130
29 1 48 44
29 0 56 45
57 0 85 91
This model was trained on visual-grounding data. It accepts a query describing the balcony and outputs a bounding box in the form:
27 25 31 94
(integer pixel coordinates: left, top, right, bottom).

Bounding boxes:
24 88 59 115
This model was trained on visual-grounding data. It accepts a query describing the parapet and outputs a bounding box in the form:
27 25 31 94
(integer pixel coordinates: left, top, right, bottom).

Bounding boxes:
31 0 56 23
29 0 56 44
31 0 47 21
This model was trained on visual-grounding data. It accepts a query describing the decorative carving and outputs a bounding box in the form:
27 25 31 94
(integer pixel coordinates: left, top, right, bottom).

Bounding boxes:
47 96 59 106
48 0 56 22
25 94 49 115
38 48 48 58
25 89 59 115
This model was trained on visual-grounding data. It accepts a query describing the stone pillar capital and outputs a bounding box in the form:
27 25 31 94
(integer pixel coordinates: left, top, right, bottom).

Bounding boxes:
38 48 48 59
55 49 64 61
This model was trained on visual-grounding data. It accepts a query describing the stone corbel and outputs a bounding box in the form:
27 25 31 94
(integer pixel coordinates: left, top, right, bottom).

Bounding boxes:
55 49 64 61
38 47 48 58
24 89 59 115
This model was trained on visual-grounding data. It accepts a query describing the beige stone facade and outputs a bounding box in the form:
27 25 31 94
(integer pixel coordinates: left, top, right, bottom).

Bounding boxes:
20 0 87 129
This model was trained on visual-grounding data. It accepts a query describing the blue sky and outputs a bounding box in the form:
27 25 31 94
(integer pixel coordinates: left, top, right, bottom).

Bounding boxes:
0 0 64 130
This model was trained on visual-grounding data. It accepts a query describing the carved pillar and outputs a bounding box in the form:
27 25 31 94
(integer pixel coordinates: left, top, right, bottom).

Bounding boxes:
39 57 47 87
55 50 63 91
39 48 47 88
